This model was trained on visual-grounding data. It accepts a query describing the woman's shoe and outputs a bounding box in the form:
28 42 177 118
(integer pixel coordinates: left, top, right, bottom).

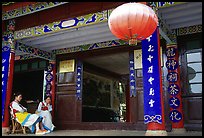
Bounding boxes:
43 129 51 134
35 130 45 135
51 125 56 131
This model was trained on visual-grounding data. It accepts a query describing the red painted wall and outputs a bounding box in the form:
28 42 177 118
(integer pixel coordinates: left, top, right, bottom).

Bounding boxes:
2 21 6 33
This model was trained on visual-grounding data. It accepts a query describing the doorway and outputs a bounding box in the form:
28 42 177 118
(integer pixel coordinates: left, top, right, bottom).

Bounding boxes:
81 52 129 122
12 70 44 113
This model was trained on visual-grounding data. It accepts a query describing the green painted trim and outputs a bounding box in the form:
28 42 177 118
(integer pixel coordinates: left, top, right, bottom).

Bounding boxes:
52 39 131 55
15 39 129 60
2 2 15 6
16 42 54 60
15 54 36 61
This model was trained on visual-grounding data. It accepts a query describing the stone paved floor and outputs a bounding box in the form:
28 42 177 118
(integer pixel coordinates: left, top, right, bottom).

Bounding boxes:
2 130 202 136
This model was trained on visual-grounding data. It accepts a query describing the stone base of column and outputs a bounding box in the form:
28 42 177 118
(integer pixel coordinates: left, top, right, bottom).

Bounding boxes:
2 127 10 135
171 128 187 133
145 130 168 136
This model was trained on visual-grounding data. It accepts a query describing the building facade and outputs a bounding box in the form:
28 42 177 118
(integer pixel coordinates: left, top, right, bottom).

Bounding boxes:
2 2 202 133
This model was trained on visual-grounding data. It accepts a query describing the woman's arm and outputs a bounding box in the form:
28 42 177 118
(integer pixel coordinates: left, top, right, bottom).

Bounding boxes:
22 106 27 112
48 104 52 112
12 102 25 113
37 102 42 112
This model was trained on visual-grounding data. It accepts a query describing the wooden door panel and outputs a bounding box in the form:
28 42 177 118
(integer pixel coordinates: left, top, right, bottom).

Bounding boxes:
137 91 144 122
55 93 77 122
183 97 202 123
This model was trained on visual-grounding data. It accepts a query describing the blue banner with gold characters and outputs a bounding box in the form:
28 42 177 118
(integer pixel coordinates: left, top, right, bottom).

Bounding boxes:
45 63 54 97
76 60 83 100
129 52 136 97
167 72 178 82
2 46 11 121
169 97 180 109
169 110 182 122
141 27 162 124
166 45 182 123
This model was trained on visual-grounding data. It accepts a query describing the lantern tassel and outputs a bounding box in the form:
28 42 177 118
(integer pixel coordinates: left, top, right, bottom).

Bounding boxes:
129 39 137 45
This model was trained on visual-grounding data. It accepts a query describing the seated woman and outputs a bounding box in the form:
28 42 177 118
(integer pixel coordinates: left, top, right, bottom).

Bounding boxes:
10 92 49 135
36 95 55 132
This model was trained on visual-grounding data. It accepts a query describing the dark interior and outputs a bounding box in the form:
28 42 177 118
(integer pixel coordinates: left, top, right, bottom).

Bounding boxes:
12 70 44 112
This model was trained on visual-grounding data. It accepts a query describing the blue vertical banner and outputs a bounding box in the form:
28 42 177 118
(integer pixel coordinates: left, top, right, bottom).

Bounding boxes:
45 63 54 97
2 45 11 121
166 45 183 123
141 27 163 124
76 60 83 100
129 52 136 97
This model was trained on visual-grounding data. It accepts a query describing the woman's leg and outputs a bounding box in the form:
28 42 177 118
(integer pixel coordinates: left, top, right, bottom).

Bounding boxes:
41 111 54 131
39 111 53 131
39 122 45 130
35 123 45 135
35 122 40 131
39 121 50 133
35 119 46 134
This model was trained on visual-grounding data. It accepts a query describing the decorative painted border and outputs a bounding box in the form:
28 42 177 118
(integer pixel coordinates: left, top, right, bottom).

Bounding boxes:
15 39 129 60
144 115 162 124
156 2 186 8
176 25 202 36
2 2 68 20
52 39 129 55
14 9 110 40
14 54 36 61
15 42 53 60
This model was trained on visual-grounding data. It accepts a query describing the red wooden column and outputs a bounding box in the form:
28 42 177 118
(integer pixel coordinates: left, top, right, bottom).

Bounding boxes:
141 28 167 136
2 19 15 134
166 44 186 133
50 60 56 122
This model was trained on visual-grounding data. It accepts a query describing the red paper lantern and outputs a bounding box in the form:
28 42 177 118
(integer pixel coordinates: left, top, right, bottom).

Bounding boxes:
108 3 158 45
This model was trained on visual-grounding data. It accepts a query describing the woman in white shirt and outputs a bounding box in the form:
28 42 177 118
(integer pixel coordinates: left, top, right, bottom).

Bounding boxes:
37 95 55 131
10 92 49 135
